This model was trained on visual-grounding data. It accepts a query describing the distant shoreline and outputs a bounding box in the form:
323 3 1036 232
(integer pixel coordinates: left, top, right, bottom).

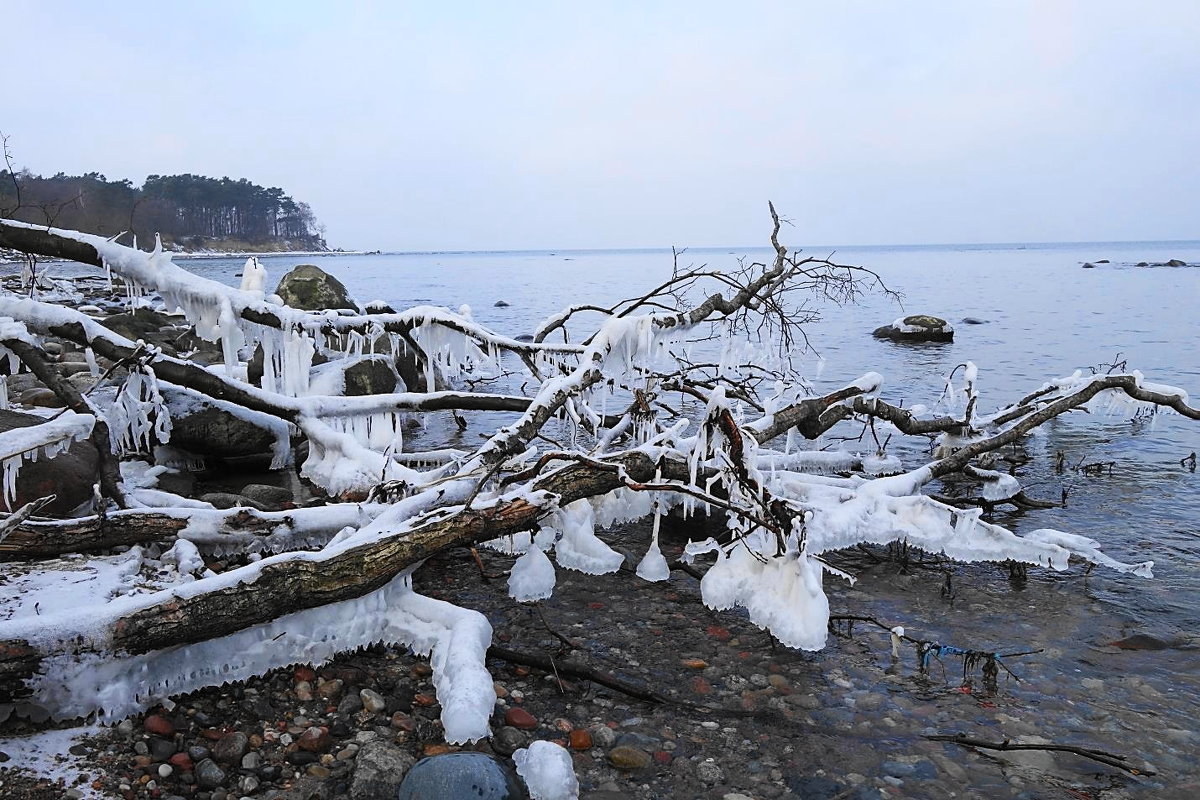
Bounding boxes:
172 250 377 260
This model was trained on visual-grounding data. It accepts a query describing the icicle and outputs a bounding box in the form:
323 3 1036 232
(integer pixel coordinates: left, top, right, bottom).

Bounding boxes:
635 503 669 582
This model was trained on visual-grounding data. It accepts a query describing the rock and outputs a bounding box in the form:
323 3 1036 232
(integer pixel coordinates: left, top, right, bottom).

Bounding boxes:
1136 261 1149 267
1082 262 1096 268
364 300 396 314
239 483 294 510
143 714 176 738
1096 259 1110 263
194 758 226 789
1166 259 1187 267
494 300 511 307
872 315 954 343
297 726 333 753
343 355 398 396
154 469 196 497
359 687 387 714
100 307 174 342
1109 633 1171 650
960 316 987 325
346 740 418 799
589 725 617 749
492 726 526 757
607 745 652 770
163 388 280 460
212 731 249 764
316 678 345 700
17 387 62 408
0 409 99 514
568 729 592 750
396 752 527 799
505 707 538 730
514 334 534 342
696 759 725 785
199 492 269 511
276 264 358 311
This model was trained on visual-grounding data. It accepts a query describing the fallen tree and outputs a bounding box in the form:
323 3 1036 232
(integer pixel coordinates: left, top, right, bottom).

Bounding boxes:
0 209 1195 744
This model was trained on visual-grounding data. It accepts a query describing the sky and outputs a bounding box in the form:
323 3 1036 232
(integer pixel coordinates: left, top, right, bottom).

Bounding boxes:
5 1 1198 250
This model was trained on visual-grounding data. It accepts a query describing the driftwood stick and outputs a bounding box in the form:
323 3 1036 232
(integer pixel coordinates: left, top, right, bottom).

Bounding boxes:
926 733 1153 775
0 495 55 545
488 644 668 705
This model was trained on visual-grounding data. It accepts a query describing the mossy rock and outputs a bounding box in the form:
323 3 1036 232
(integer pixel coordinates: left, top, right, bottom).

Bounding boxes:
275 264 357 311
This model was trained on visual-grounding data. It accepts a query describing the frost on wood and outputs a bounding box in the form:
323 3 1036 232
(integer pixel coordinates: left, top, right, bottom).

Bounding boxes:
0 214 1194 744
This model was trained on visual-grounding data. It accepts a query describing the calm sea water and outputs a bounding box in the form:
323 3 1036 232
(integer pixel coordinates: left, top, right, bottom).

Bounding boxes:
31 241 1200 645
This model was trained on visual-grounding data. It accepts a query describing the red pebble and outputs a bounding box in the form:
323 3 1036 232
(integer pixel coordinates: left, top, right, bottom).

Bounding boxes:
297 725 332 753
588 602 606 610
167 753 193 772
294 666 316 682
706 625 732 641
505 707 538 730
142 714 174 738
652 750 673 765
569 729 592 750
690 676 713 695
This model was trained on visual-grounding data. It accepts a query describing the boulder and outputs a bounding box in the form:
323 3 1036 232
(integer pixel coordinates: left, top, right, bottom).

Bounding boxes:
163 387 281 460
960 317 988 325
1166 259 1188 267
872 315 954 343
344 356 398 396
275 264 357 311
307 355 397 396
349 740 417 800
100 307 174 342
1082 262 1096 269
395 752 527 800
239 483 295 510
0 408 99 514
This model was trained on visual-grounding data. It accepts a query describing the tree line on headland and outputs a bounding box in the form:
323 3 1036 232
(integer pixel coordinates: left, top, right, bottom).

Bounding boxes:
0 169 326 252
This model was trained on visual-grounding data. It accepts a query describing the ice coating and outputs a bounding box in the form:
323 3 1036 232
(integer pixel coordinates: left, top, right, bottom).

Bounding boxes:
690 533 829 651
550 499 625 575
6 567 495 743
513 740 580 800
634 508 670 582
508 545 557 602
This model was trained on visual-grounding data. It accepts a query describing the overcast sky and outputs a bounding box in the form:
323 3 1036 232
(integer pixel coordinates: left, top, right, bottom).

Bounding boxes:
6 1 1198 250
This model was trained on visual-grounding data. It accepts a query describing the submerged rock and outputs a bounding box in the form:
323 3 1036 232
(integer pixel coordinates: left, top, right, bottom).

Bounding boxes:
871 315 954 343
494 300 511 307
1082 262 1096 269
276 264 358 311
1166 258 1188 267
395 752 528 800
960 317 988 325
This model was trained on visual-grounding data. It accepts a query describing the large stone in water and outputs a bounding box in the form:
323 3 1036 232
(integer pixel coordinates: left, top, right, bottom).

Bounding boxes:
275 264 357 311
872 314 954 343
395 752 528 800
